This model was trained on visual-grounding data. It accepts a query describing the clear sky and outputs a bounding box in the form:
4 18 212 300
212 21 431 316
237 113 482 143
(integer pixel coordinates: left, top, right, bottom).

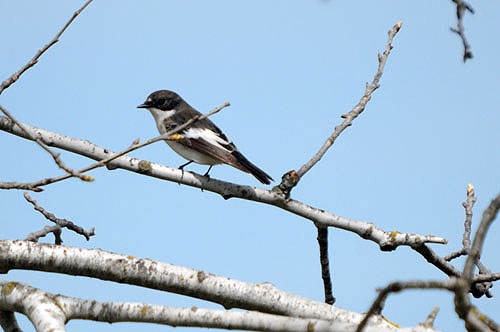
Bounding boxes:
1 1 499 331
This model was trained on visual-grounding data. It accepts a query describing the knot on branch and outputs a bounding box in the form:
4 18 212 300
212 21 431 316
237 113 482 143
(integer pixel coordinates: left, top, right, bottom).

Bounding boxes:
272 170 299 198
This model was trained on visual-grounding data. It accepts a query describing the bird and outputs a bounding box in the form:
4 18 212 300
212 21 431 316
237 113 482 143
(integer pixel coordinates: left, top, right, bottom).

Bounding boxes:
137 90 273 185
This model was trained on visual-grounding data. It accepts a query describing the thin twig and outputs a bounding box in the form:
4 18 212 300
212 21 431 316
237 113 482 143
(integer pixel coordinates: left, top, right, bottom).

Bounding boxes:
422 307 440 328
317 226 335 304
25 225 63 245
444 183 476 261
0 114 450 252
356 280 456 332
23 192 95 241
296 21 402 178
455 192 500 331
0 102 229 192
0 104 89 182
0 1 93 180
450 0 474 62
442 184 492 297
0 0 93 95
276 21 403 196
473 272 500 283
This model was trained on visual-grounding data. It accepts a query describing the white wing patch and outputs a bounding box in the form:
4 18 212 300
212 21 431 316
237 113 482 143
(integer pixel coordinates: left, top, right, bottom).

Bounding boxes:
184 128 232 151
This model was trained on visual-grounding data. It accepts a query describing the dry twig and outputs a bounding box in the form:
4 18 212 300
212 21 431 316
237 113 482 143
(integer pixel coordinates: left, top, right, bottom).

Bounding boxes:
0 102 229 192
455 192 500 331
0 0 93 95
279 21 403 194
317 226 335 304
0 104 89 182
26 225 63 245
23 192 95 241
444 184 476 261
0 1 94 180
284 21 403 309
356 280 456 332
450 0 474 62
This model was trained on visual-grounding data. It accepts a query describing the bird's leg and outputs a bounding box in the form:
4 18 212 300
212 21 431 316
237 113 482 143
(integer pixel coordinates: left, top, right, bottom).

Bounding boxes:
179 160 194 170
203 165 213 179
178 160 193 183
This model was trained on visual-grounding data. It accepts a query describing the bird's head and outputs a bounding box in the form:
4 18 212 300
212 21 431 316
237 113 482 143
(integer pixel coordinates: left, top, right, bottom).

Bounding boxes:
137 90 183 111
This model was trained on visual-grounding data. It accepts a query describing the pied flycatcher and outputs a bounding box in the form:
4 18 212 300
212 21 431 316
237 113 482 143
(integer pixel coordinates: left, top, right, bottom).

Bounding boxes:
138 90 273 185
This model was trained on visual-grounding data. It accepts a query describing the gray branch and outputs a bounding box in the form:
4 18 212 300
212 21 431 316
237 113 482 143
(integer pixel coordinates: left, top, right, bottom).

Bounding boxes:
0 116 447 251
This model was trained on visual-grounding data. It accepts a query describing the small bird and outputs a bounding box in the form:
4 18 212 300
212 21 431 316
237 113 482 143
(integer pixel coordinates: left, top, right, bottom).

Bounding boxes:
137 90 273 185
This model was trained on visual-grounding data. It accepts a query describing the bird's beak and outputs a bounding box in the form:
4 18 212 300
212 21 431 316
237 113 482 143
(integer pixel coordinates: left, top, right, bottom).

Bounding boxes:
137 102 149 109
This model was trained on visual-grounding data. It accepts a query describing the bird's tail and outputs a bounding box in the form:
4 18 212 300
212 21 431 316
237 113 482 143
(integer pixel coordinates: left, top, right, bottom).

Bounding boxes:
231 151 273 185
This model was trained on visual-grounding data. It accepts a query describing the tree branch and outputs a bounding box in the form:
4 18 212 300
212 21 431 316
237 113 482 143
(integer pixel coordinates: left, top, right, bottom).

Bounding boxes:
0 104 89 182
0 102 229 192
455 192 500 332
23 192 94 241
280 21 403 193
0 240 425 332
317 227 335 304
0 279 432 332
25 225 63 245
0 311 22 332
356 279 457 332
0 116 447 251
0 0 93 95
450 0 474 62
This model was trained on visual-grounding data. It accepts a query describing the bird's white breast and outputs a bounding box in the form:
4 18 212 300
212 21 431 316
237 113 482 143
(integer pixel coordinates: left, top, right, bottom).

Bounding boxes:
146 107 221 165
166 141 221 165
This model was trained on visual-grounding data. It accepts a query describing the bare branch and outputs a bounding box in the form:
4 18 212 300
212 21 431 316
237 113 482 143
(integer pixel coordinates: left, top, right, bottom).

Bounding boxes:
422 307 440 328
455 192 500 331
0 105 89 182
450 0 474 62
25 225 63 245
0 102 229 192
278 21 403 194
0 311 22 332
0 115 448 251
356 279 457 332
0 0 93 95
317 227 335 304
0 279 422 332
445 184 476 261
0 240 390 331
473 272 500 283
23 192 94 241
0 1 93 184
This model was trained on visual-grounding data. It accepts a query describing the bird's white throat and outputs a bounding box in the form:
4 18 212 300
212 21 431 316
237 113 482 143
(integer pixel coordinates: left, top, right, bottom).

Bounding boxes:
146 107 176 134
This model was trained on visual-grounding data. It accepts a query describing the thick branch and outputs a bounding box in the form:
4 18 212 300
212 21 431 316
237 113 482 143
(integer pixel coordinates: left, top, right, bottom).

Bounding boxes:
0 279 433 332
0 115 447 250
0 281 66 332
0 240 409 332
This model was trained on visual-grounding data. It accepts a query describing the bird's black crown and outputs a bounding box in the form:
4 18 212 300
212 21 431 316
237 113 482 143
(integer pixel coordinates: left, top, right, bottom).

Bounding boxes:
137 90 184 110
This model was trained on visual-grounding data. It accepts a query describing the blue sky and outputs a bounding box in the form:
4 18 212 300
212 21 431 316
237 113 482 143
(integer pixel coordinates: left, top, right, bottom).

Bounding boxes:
1 1 499 331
